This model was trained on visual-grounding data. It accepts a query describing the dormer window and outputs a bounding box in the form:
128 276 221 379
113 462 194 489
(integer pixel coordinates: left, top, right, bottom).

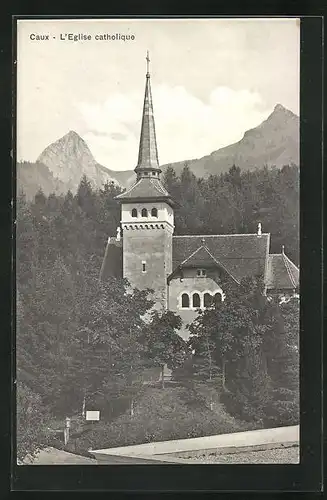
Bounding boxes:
141 208 148 217
151 207 158 217
131 208 138 218
197 269 206 277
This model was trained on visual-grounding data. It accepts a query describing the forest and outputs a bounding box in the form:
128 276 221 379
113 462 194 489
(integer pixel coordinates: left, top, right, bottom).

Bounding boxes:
16 164 299 460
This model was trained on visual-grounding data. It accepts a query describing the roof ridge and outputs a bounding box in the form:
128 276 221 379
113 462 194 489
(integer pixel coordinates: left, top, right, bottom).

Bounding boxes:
282 253 297 288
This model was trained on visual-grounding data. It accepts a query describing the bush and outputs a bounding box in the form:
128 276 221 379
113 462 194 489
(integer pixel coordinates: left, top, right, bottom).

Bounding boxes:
70 387 251 455
220 386 299 428
16 382 51 461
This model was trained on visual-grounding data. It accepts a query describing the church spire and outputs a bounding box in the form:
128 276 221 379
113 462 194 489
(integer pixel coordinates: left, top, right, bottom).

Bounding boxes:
135 51 161 180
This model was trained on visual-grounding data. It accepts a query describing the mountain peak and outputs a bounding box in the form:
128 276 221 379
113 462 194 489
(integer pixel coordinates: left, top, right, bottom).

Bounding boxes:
36 130 119 192
274 103 286 112
62 130 85 143
270 103 298 120
67 130 80 138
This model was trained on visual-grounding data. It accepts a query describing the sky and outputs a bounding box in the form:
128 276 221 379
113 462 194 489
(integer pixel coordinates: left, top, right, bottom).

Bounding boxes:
17 18 300 171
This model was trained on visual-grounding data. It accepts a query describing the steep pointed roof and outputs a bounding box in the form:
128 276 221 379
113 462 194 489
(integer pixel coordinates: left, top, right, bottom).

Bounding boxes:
135 57 160 174
115 52 175 206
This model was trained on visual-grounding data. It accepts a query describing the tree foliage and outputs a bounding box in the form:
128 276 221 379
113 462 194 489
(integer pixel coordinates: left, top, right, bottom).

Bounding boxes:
143 310 186 387
187 277 299 427
16 382 51 461
16 163 299 455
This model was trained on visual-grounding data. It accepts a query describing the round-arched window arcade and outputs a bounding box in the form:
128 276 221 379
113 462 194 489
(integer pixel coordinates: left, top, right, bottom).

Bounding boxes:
204 293 213 308
141 208 148 217
181 293 190 308
214 292 222 305
192 293 201 308
131 208 137 218
151 207 158 217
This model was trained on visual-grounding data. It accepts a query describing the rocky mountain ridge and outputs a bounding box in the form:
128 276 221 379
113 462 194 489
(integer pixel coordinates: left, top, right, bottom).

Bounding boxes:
36 130 118 191
159 103 299 178
17 103 299 198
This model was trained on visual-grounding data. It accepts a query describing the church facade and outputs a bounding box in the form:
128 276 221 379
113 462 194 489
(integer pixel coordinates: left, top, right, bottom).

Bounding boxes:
100 56 299 339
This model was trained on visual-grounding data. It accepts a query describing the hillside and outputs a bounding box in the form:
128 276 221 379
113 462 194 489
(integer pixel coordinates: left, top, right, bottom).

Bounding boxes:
106 103 299 187
103 167 135 189
17 161 66 201
160 104 299 178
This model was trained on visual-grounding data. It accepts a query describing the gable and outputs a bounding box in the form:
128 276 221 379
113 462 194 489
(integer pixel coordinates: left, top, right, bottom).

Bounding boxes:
172 234 270 283
180 245 220 268
172 244 239 284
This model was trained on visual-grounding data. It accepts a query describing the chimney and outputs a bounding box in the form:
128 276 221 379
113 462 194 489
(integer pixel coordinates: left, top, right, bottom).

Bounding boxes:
257 222 262 236
282 244 285 254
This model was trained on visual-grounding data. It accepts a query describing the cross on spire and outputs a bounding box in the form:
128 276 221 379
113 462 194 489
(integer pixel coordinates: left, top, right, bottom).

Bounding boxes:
146 50 150 77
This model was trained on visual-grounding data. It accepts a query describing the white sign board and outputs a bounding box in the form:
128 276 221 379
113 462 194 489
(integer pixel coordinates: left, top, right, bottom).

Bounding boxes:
86 410 100 421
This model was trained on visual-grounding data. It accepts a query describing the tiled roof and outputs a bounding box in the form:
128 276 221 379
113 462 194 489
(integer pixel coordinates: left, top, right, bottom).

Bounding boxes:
115 178 173 203
172 234 270 282
265 253 299 290
181 245 221 267
100 231 299 292
178 244 239 283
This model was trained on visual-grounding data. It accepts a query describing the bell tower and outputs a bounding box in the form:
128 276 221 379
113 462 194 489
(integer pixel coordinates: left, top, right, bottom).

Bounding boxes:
115 52 175 309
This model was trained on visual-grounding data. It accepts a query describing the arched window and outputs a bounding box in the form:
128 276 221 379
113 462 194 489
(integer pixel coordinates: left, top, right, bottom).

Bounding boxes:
214 292 222 305
141 208 148 217
131 208 137 218
181 293 189 308
192 293 201 308
152 171 156 176
204 293 213 308
151 207 158 217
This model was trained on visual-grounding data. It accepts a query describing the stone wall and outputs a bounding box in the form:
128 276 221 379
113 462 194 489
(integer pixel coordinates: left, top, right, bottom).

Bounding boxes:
123 225 173 309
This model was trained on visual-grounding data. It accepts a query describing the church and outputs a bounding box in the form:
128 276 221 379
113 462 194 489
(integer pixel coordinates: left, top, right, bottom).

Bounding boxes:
100 54 299 340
